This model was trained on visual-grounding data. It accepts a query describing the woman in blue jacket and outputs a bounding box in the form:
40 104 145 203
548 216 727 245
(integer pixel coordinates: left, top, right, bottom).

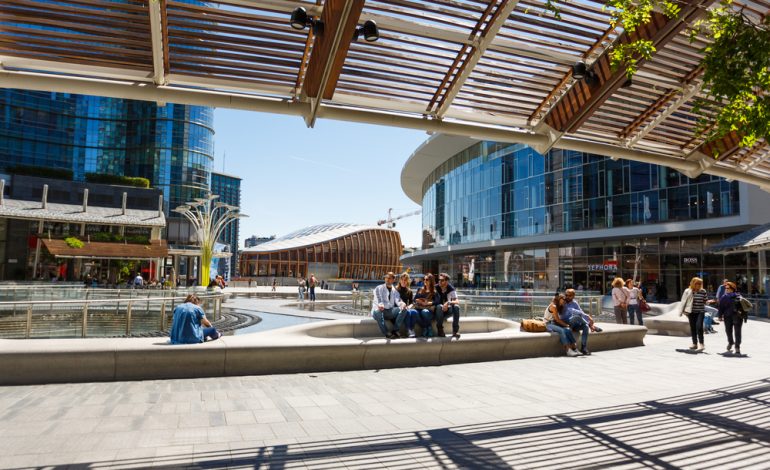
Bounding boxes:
717 281 743 355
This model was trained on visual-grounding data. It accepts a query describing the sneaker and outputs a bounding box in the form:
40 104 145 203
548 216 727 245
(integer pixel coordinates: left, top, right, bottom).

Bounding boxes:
566 348 580 357
452 332 461 339
580 348 591 356
688 344 698 350
593 326 603 333
696 343 705 351
408 329 416 338
390 331 400 339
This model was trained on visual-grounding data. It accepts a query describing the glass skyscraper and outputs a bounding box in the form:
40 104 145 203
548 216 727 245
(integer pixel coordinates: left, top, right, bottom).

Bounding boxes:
0 89 215 246
210 171 242 279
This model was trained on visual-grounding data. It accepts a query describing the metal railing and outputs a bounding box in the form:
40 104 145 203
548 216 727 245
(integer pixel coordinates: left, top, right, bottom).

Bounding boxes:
0 293 223 339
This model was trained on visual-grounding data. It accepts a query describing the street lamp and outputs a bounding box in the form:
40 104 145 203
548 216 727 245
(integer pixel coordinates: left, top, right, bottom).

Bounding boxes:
173 193 247 287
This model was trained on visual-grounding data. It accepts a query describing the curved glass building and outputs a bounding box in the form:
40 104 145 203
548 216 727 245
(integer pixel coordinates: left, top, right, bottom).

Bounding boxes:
401 135 770 299
239 223 402 282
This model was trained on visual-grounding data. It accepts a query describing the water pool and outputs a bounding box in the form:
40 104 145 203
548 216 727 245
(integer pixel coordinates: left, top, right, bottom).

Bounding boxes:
235 312 322 335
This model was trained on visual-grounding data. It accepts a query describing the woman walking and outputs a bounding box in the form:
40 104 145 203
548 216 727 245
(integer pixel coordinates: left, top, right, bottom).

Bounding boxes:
611 277 628 324
717 281 743 355
625 279 643 325
680 277 708 351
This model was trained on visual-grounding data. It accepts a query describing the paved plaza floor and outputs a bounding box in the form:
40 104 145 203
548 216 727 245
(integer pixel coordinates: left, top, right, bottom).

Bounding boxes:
0 296 768 469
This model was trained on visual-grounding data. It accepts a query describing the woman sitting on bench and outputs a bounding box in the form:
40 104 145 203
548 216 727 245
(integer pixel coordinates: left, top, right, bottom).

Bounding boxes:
544 293 580 357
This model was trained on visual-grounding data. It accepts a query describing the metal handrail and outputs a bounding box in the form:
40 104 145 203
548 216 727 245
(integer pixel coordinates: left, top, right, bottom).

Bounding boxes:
0 293 224 339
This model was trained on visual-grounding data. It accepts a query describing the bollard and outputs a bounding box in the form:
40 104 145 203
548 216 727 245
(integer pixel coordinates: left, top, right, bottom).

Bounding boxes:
26 306 32 339
160 302 166 330
82 304 88 338
126 301 133 335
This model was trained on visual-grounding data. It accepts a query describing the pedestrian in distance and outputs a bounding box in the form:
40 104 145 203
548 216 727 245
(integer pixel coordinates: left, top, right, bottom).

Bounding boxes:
308 274 317 302
298 277 306 300
625 279 643 325
680 277 708 351
611 277 628 324
169 294 221 344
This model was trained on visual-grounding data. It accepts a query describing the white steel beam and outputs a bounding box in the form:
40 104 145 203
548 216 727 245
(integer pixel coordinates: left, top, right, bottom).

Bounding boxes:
168 74 295 97
435 0 521 119
148 0 167 85
7 67 770 192
0 55 152 81
624 81 703 148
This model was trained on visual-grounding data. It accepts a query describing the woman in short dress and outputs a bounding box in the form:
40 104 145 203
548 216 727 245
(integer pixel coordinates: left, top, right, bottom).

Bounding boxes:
544 293 580 356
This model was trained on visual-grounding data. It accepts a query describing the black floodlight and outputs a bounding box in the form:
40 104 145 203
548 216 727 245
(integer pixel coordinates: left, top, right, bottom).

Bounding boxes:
290 7 323 35
572 61 588 80
353 19 379 42
290 7 308 29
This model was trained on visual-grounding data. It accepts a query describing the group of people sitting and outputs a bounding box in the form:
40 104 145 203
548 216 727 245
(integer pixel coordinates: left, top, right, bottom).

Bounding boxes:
371 272 461 339
544 289 602 356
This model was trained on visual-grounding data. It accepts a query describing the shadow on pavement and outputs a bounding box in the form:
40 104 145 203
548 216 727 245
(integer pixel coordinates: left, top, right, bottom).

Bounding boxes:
17 378 770 469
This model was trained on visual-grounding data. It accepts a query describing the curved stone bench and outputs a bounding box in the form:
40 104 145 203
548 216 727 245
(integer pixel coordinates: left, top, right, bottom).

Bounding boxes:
0 317 646 385
643 302 691 336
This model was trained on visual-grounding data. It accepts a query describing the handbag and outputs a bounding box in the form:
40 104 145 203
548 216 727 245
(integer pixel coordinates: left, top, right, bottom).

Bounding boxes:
640 299 651 313
521 318 547 332
739 296 753 312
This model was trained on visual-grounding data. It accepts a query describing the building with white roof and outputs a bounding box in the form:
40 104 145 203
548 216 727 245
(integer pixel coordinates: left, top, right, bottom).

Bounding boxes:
239 223 402 281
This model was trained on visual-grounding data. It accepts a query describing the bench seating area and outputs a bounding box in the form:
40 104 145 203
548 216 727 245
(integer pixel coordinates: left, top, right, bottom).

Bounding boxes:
0 317 647 385
643 302 691 336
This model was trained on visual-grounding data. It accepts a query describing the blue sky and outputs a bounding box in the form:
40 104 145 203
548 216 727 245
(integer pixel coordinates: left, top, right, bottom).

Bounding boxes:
212 109 428 248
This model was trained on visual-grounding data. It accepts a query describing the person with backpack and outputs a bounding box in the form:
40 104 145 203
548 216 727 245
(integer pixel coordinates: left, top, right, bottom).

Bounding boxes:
717 281 745 355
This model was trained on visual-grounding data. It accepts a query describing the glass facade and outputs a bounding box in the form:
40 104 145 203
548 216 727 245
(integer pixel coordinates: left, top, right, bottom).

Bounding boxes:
0 89 214 218
411 142 767 300
210 172 242 279
421 142 740 249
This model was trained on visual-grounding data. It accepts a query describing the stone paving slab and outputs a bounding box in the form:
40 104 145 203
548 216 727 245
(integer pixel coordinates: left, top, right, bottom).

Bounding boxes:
0 299 768 469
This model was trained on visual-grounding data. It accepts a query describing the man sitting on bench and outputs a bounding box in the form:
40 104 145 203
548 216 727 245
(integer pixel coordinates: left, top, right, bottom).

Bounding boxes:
371 272 407 339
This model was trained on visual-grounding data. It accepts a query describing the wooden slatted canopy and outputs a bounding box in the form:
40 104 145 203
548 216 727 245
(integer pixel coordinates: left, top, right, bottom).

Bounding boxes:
1 0 769 188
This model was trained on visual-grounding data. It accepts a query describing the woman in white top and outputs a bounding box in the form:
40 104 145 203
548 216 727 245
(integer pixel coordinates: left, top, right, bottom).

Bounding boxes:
544 293 580 356
625 279 643 325
611 277 628 324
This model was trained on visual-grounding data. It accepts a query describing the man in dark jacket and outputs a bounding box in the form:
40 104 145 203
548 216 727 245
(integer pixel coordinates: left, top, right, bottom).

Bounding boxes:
436 273 461 338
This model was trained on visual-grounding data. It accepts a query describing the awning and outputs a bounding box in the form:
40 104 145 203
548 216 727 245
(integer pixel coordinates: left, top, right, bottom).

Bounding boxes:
709 223 770 254
41 239 168 260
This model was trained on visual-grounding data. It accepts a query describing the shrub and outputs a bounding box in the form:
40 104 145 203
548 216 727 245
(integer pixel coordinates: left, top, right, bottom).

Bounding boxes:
85 173 150 188
64 237 84 249
8 165 73 180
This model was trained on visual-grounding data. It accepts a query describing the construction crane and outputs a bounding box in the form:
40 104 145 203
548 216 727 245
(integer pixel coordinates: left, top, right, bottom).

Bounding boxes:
377 208 421 229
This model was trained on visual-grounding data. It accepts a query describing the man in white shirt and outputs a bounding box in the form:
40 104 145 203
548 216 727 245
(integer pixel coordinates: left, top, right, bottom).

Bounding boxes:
371 272 407 339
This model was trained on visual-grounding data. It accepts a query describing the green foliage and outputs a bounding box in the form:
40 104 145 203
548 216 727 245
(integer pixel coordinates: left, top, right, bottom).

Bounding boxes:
90 232 149 244
547 0 769 154
605 0 680 76
691 3 770 148
8 165 73 180
64 237 84 249
85 173 150 188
